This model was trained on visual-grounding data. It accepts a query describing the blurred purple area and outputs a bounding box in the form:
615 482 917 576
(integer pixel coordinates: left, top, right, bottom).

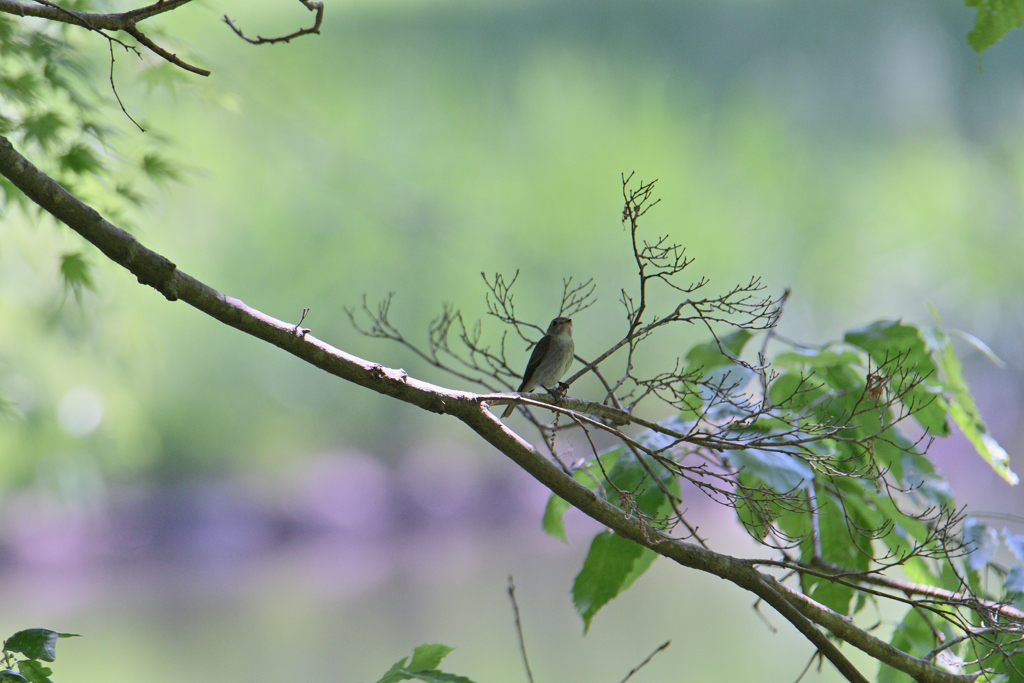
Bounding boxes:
3 357 1020 584
0 365 1019 683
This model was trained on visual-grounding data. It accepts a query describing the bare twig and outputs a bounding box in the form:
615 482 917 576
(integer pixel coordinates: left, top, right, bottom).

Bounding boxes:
507 576 536 683
107 39 145 132
124 26 210 76
793 651 822 683
224 0 323 45
619 640 670 683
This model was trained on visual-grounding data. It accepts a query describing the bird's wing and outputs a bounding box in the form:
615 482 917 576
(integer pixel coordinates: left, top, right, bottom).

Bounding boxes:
517 334 552 391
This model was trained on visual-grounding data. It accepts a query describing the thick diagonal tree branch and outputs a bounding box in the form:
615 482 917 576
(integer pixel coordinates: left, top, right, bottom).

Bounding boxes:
0 133 978 683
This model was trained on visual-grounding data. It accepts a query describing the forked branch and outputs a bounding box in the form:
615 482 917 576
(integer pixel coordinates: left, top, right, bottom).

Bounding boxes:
224 0 324 45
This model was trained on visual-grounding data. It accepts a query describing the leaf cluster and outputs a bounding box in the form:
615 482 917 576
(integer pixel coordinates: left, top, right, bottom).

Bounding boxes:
372 644 478 683
0 6 184 294
0 629 78 683
966 0 1024 53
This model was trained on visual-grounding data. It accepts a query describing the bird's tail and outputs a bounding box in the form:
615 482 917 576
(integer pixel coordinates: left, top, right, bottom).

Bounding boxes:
501 402 515 418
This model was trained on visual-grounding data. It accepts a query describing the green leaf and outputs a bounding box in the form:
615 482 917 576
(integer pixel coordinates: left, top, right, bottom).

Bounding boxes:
948 329 1006 367
141 153 181 183
542 494 571 543
3 630 79 662
767 372 812 408
20 111 66 151
901 557 939 588
876 496 931 559
1005 529 1024 563
16 660 52 683
2 73 39 104
931 330 1018 484
871 431 940 492
685 329 752 371
1005 565 1024 594
735 470 797 541
802 488 872 616
877 609 934 683
542 448 621 543
722 449 813 494
572 531 656 633
59 251 95 299
980 633 1024 679
375 656 410 683
114 183 145 207
949 400 1017 485
407 644 454 672
845 320 950 436
25 32 60 61
964 519 999 572
903 387 949 436
675 390 705 421
81 121 112 141
605 449 677 519
773 349 864 370
845 320 935 375
392 670 478 683
0 670 28 682
58 143 104 175
682 329 755 412
42 60 73 94
374 645 478 683
966 0 1024 53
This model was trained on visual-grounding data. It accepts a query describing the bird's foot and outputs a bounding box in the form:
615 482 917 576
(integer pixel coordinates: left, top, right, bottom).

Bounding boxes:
548 382 570 399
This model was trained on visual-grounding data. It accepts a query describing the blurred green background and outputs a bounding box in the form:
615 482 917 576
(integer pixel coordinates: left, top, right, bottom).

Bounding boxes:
2 1 1024 681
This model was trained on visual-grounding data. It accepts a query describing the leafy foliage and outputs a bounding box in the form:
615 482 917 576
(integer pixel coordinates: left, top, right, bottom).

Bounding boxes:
572 530 657 633
543 315 1022 676
966 0 1024 52
0 7 184 289
1 629 77 683
59 250 95 301
373 644 479 683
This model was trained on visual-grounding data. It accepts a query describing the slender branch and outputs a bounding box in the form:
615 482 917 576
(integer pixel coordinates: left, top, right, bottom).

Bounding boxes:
108 40 145 132
124 26 210 77
751 557 1024 625
507 576 536 683
793 652 821 683
925 629 996 662
223 0 323 45
618 640 670 683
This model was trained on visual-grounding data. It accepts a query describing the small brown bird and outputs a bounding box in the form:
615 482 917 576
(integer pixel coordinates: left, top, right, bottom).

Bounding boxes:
501 317 575 418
